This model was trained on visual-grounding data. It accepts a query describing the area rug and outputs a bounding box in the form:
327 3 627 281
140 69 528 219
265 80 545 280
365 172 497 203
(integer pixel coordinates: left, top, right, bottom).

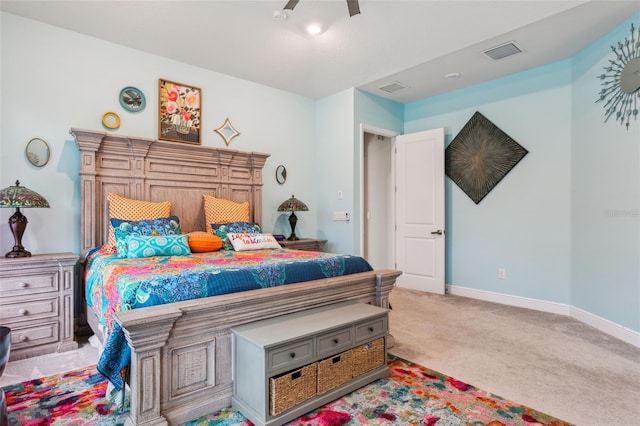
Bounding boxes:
3 355 572 425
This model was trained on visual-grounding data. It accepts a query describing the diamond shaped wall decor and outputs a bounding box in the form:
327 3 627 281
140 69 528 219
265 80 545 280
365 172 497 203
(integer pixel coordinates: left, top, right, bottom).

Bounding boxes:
445 111 528 204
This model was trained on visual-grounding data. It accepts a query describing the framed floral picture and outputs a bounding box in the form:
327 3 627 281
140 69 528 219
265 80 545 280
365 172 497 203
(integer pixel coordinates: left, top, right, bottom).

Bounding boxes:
158 79 201 144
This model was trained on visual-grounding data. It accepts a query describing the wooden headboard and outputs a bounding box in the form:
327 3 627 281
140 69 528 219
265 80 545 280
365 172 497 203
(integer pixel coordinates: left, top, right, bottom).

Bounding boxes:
71 128 270 256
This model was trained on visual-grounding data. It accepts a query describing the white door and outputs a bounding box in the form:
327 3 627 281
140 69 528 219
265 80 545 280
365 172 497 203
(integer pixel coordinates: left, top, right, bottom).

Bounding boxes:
395 128 445 294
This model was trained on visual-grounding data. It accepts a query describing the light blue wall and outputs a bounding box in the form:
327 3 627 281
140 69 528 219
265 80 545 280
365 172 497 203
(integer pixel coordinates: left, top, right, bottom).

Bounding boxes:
570 15 640 332
404 61 573 305
402 14 640 332
314 90 356 254
0 12 317 256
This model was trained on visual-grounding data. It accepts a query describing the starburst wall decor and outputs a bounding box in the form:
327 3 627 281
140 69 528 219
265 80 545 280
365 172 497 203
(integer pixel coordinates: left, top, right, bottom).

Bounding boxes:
595 23 640 130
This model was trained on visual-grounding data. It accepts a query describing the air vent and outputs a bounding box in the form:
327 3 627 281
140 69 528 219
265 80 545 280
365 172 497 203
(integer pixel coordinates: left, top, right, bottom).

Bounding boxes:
378 81 408 93
483 42 523 60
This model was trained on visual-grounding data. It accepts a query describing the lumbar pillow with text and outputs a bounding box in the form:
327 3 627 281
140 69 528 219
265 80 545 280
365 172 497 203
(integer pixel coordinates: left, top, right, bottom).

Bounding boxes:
227 233 281 251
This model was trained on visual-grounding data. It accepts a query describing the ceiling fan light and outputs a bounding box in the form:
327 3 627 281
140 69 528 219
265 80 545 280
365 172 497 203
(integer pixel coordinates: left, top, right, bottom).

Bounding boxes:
307 23 322 35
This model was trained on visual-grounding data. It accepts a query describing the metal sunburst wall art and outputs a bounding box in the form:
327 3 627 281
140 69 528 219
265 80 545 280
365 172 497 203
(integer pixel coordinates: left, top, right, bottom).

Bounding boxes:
596 23 640 130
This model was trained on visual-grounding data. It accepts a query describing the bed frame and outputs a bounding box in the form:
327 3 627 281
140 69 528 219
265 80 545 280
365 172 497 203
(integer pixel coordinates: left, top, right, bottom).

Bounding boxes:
72 128 401 426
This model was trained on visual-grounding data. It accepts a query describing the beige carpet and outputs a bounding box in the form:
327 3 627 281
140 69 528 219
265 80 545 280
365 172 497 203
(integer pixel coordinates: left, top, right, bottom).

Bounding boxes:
2 288 639 426
388 288 640 426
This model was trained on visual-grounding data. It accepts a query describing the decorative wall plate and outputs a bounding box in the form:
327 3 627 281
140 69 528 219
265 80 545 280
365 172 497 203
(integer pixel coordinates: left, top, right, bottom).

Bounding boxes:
119 86 146 112
25 137 50 167
276 165 287 184
102 112 121 130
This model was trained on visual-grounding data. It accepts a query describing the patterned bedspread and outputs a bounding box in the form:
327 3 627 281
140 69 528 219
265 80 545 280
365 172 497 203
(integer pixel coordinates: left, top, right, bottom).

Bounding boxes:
85 246 373 389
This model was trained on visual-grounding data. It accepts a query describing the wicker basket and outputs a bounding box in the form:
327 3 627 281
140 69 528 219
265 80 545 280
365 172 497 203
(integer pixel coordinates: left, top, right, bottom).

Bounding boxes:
317 350 353 394
351 337 385 378
269 363 317 416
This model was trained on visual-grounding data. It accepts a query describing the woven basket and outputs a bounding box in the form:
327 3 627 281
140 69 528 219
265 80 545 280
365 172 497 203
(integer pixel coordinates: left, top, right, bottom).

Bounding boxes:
351 337 385 378
269 363 317 416
317 350 353 394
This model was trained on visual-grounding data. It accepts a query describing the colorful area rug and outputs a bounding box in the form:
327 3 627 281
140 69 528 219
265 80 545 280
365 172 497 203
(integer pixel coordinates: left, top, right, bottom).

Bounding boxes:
3 355 572 425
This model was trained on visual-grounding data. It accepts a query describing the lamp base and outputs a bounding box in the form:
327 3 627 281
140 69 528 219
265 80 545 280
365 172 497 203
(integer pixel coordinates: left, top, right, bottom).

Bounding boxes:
6 207 31 258
5 249 31 258
287 211 300 241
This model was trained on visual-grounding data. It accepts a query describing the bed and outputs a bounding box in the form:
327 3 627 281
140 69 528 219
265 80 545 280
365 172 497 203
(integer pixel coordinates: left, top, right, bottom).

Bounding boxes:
72 128 401 426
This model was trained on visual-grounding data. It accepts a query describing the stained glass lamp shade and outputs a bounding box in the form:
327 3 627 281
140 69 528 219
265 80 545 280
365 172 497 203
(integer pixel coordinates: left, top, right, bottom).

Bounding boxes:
0 180 50 258
277 195 309 241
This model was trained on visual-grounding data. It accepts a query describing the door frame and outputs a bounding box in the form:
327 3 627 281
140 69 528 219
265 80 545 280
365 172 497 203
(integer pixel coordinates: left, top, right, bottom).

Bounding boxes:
358 124 400 258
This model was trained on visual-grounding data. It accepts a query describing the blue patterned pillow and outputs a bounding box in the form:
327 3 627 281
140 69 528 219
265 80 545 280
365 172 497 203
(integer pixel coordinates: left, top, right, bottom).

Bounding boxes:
212 221 262 250
125 234 191 259
112 216 181 258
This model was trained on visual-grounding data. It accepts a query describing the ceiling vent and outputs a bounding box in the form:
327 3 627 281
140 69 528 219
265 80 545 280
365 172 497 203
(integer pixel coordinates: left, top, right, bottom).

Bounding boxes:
378 81 408 93
483 41 523 60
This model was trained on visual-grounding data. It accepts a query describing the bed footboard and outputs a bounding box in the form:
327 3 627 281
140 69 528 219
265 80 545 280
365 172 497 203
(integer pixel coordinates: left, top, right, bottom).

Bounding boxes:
115 269 400 426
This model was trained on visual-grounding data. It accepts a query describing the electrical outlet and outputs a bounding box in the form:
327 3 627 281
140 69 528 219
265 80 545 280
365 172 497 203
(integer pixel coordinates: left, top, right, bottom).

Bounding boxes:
498 268 506 279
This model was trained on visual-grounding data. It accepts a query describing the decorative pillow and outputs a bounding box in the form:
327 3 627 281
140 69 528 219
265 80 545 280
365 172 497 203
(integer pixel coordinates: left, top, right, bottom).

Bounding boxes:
125 234 191 259
107 193 171 248
228 233 282 251
203 194 249 234
212 222 262 250
187 231 224 253
111 216 182 258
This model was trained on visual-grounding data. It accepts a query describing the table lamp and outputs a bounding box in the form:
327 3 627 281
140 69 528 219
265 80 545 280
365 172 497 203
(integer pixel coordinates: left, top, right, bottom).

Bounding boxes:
0 180 50 258
277 195 308 241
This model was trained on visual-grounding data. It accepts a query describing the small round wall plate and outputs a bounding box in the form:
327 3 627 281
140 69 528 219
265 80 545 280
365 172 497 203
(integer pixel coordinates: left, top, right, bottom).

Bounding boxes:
102 111 121 130
276 165 287 184
25 137 50 167
119 86 146 112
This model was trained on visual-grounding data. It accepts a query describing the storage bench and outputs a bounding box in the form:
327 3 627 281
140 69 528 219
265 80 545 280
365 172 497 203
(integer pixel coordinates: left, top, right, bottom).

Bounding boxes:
231 301 389 426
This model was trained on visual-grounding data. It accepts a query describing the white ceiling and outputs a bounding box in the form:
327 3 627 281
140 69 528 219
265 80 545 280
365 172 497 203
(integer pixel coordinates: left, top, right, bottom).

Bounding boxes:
1 1 638 103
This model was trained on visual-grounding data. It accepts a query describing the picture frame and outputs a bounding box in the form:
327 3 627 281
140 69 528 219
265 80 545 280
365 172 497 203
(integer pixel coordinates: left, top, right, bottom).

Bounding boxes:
158 79 201 145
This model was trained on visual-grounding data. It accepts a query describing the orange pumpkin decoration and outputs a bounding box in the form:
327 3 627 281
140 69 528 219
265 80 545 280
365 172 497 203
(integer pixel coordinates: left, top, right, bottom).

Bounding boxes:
187 231 223 252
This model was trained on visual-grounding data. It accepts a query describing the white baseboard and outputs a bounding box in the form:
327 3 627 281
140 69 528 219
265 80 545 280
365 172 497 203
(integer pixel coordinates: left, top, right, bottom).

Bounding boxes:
448 285 640 348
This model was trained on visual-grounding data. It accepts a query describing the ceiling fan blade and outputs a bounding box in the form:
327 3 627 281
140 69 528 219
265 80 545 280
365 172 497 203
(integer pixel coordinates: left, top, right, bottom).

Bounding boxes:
284 0 299 11
347 0 360 16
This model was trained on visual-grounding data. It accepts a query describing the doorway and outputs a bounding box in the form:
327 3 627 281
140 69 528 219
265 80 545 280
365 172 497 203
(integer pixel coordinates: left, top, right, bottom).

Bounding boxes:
360 125 445 294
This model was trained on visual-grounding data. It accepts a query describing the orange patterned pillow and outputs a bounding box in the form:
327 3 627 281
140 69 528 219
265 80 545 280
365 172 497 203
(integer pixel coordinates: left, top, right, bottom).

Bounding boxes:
203 194 250 234
187 231 223 252
106 193 172 248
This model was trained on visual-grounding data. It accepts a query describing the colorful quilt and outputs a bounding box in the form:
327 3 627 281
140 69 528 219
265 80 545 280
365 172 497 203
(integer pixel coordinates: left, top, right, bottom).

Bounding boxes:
84 246 373 389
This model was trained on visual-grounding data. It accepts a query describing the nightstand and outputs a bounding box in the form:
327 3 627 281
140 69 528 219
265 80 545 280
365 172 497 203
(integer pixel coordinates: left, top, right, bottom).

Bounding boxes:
0 253 79 360
279 238 327 252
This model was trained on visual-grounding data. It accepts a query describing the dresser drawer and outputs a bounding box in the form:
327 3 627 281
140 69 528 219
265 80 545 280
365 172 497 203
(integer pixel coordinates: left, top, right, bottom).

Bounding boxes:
0 296 58 323
268 339 313 373
354 316 387 343
0 270 58 297
10 321 59 350
317 326 353 358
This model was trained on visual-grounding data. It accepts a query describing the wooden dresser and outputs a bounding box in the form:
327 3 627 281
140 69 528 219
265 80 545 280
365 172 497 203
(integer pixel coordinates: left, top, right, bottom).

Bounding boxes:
0 253 79 360
278 238 327 252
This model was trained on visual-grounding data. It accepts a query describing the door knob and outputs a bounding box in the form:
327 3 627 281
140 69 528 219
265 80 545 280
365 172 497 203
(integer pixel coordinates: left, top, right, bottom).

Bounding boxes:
431 230 444 235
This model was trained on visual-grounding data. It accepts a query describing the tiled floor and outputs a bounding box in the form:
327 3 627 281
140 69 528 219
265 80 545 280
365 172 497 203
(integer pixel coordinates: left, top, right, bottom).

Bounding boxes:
0 336 100 387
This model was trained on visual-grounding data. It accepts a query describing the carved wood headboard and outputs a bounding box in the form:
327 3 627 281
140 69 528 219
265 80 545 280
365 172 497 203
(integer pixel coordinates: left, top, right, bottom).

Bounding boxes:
71 128 270 256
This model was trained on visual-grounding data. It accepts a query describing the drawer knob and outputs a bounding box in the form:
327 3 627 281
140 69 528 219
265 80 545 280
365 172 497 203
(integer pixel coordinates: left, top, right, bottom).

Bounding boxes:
368 327 374 333
333 338 339 344
289 352 296 358
19 308 27 315
19 334 27 342
20 282 29 288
